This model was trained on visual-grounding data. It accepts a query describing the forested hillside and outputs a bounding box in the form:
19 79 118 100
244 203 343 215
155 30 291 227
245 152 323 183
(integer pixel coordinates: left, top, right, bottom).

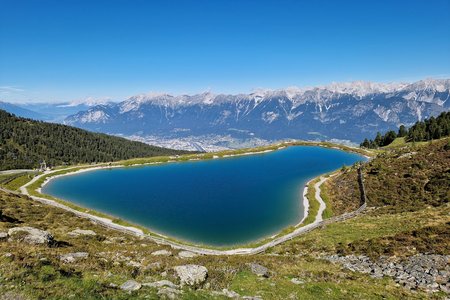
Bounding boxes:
361 111 450 148
0 110 190 170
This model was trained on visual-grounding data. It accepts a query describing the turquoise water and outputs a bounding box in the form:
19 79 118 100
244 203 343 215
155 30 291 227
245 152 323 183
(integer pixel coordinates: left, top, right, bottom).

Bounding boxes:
42 146 365 246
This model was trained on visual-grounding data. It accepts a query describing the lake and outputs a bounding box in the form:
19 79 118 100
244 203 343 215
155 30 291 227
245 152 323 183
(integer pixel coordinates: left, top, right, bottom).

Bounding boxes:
42 146 365 246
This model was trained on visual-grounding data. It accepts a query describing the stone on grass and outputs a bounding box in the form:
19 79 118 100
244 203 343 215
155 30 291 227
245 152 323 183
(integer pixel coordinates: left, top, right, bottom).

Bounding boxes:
120 280 142 291
60 252 89 263
151 250 172 256
142 280 178 289
174 264 208 286
178 251 198 258
219 289 240 298
291 278 304 284
68 229 97 237
157 287 182 299
248 263 269 277
126 260 142 268
0 231 8 240
8 227 54 245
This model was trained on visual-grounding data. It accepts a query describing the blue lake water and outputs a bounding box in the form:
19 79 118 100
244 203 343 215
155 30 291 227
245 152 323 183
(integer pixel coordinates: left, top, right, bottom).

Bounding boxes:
42 146 365 246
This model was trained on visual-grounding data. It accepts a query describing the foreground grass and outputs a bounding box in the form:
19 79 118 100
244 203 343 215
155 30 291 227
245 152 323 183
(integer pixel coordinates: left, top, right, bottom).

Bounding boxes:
0 139 446 299
0 189 431 299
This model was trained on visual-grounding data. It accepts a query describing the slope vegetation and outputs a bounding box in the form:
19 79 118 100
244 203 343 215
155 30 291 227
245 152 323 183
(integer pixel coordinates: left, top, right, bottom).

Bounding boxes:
0 110 190 170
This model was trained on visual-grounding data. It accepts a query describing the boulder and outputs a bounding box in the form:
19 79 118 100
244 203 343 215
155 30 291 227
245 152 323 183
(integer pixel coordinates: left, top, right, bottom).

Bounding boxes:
178 251 198 258
60 252 89 263
68 229 97 237
120 280 142 291
173 264 208 286
151 250 172 256
248 263 269 277
8 227 54 245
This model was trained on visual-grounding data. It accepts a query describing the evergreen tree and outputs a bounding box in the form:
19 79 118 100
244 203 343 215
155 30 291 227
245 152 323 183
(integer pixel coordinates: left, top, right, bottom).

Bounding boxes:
398 125 407 137
0 110 192 170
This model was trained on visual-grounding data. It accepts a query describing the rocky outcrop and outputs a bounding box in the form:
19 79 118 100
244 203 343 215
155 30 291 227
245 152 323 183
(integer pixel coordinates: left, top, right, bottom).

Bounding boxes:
8 227 54 245
325 254 450 293
173 264 208 286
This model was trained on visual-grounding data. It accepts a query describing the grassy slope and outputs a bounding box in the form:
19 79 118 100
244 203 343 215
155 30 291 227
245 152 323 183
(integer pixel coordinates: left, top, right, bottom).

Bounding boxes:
1 140 448 298
0 190 428 300
273 138 450 258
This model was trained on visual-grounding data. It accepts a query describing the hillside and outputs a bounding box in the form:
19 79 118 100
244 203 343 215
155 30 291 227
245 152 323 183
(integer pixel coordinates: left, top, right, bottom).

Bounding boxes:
0 139 448 299
0 110 190 170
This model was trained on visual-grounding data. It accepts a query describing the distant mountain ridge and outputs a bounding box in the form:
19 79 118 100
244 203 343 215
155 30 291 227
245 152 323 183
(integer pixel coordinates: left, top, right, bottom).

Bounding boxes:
64 79 450 143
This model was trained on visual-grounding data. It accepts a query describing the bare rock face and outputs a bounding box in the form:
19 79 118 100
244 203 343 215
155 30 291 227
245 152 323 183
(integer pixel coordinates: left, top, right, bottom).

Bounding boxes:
67 229 97 237
8 227 54 245
173 264 208 286
120 280 142 291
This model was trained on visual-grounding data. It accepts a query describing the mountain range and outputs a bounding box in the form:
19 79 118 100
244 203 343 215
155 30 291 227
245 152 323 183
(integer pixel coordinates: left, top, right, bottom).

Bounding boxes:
63 79 450 145
1 78 449 149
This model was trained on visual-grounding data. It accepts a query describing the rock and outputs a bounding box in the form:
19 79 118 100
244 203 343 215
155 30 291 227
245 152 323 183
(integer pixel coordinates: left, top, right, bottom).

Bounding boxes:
291 278 304 284
157 287 182 299
68 229 97 237
249 263 269 277
0 231 8 240
143 280 178 289
120 280 142 291
8 227 54 245
178 251 198 258
60 252 89 263
151 250 172 256
221 289 241 298
174 264 208 286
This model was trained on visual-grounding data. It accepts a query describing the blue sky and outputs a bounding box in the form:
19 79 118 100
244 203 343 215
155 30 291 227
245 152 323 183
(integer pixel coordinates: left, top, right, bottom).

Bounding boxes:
1 0 449 103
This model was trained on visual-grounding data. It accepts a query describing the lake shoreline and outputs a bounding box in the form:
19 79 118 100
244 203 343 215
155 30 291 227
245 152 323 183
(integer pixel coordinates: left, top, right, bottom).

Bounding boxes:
20 141 370 252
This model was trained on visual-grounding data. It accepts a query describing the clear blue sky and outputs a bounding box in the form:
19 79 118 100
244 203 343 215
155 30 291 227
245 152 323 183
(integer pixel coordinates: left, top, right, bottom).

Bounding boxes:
1 0 449 103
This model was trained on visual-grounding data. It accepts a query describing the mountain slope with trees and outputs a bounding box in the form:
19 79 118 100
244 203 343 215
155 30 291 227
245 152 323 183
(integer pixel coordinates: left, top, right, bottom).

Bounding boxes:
0 110 190 170
361 111 450 148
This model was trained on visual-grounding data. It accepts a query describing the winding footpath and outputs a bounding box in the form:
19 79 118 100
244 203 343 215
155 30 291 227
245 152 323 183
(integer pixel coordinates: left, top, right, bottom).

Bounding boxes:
15 170 364 256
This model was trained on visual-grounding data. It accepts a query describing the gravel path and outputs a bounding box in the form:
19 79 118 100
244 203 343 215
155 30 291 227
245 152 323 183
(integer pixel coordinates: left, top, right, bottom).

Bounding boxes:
17 169 360 255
